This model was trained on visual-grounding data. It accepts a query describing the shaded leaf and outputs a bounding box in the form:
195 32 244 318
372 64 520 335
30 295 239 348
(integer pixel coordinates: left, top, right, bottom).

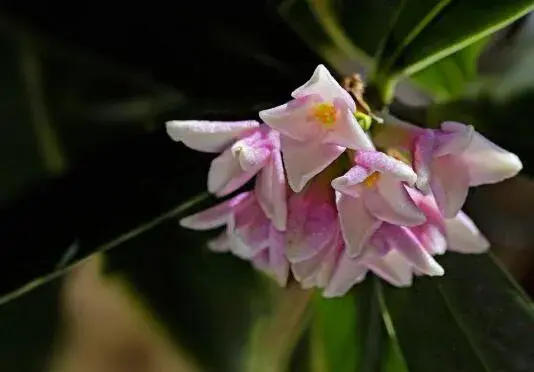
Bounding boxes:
410 37 490 101
381 253 534 372
385 1 534 76
310 278 405 372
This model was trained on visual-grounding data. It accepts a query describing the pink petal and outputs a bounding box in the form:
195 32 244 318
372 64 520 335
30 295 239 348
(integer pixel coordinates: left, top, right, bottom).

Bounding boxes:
336 192 381 257
268 227 290 286
435 122 474 156
281 135 344 192
208 143 266 197
179 192 252 230
252 250 270 271
355 150 417 185
430 155 470 218
412 224 447 255
228 201 270 259
367 251 413 287
291 64 356 111
375 176 426 225
291 242 333 282
315 245 342 289
255 151 288 231
233 143 271 172
286 193 338 262
413 130 436 193
382 225 444 276
323 251 367 298
207 232 231 252
165 120 259 153
259 95 324 141
331 165 371 198
445 211 489 254
323 105 375 150
448 125 523 186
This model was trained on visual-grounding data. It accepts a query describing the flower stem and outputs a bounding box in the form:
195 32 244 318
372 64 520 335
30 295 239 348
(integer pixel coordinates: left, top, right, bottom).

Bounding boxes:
244 281 312 372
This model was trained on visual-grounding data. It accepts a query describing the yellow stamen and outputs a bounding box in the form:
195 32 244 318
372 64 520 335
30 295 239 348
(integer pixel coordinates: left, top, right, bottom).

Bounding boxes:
311 103 338 127
363 171 381 188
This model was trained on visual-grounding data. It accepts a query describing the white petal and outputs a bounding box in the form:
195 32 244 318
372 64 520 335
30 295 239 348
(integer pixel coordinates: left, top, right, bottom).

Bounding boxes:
336 192 381 257
179 192 252 230
323 106 374 150
356 150 417 186
331 165 371 198
445 211 489 254
281 135 344 192
370 178 426 226
259 95 324 141
368 251 413 287
457 127 523 186
323 251 367 298
291 241 332 282
384 225 444 276
207 232 231 252
208 146 264 197
430 155 470 218
435 122 474 156
165 120 259 152
291 64 356 111
255 151 287 231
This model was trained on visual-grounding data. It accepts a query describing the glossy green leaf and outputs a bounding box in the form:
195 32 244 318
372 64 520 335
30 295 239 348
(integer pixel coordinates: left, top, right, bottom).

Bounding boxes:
410 37 490 101
382 1 534 77
310 293 358 372
310 278 408 372
381 253 534 372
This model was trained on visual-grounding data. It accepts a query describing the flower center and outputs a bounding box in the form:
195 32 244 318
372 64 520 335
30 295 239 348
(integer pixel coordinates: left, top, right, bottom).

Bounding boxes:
363 171 381 188
311 103 338 127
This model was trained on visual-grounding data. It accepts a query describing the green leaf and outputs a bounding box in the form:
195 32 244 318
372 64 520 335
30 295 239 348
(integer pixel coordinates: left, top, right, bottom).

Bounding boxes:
381 253 534 372
410 37 490 101
310 278 407 372
310 293 358 372
383 1 534 77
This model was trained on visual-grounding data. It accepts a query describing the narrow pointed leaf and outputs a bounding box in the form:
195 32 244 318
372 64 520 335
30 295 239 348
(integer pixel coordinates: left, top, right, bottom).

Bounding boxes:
382 253 534 372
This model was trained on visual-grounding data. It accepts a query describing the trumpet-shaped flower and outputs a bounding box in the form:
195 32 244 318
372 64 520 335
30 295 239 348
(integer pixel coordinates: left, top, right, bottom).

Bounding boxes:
259 65 373 192
332 150 425 257
166 120 287 230
180 191 289 286
167 64 523 298
408 121 522 217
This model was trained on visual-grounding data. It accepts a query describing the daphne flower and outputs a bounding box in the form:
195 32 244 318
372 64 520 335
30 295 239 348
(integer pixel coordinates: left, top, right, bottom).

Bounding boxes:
180 191 289 286
409 189 489 256
406 120 523 217
259 65 373 192
167 64 524 298
332 150 425 258
166 120 287 230
322 191 490 297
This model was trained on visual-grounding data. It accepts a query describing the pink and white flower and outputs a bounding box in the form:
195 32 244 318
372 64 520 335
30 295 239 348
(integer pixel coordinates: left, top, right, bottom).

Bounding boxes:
165 120 287 230
332 150 425 257
259 65 373 192
166 64 523 298
180 191 289 286
390 118 523 218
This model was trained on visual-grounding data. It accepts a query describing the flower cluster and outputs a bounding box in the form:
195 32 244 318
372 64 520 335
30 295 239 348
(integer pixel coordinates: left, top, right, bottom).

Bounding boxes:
166 65 522 297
